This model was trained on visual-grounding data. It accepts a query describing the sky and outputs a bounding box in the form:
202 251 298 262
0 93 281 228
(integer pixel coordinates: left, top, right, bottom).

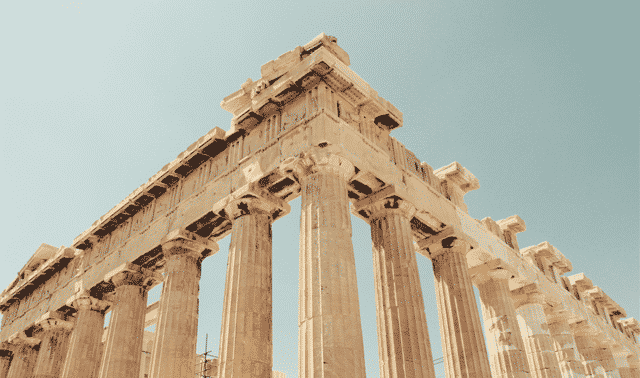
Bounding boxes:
1 1 638 377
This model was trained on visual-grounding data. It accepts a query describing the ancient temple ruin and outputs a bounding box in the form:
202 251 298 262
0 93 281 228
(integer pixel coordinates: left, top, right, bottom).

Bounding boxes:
0 33 638 378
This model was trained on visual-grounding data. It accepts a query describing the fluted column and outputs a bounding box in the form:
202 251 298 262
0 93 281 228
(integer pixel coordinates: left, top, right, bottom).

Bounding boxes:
621 354 640 378
5 333 40 378
32 311 74 378
572 324 606 378
149 230 218 378
297 151 367 378
596 347 621 378
98 263 162 378
0 349 12 378
472 259 530 378
60 292 110 378
512 284 562 378
545 312 586 378
425 234 492 378
355 192 436 378
217 191 289 378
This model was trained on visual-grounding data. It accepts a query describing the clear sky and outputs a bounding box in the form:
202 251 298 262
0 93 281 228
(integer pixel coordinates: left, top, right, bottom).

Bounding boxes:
1 1 638 377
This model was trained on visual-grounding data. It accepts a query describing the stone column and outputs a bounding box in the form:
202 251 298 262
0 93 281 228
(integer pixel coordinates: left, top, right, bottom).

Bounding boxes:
217 191 289 378
621 354 640 378
5 332 40 378
596 347 622 378
0 349 12 378
32 311 74 378
148 230 218 378
297 152 367 378
545 311 586 378
98 263 162 378
471 259 530 378
60 292 110 378
511 284 562 378
424 232 492 377
572 323 606 378
355 192 436 378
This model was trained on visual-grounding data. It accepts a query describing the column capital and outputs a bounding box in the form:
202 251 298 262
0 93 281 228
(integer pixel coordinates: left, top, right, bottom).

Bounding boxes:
212 181 291 222
353 185 416 220
468 258 517 284
65 290 111 313
104 262 163 289
286 148 355 182
6 331 40 349
415 226 477 259
510 282 547 308
35 311 74 332
161 229 219 260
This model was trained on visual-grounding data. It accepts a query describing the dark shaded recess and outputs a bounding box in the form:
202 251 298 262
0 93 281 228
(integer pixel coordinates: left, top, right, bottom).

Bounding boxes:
210 222 232 239
441 236 457 248
185 153 210 170
354 166 360 174
97 218 119 236
374 114 399 130
272 208 284 220
357 210 370 219
123 203 142 217
268 75 284 86
225 129 245 144
91 281 115 300
174 164 194 178
410 217 438 237
186 211 216 233
133 246 163 269
348 191 361 200
274 85 302 104
147 184 167 198
268 177 295 194
350 180 372 195
134 194 155 207
160 174 180 187
112 212 130 224
201 139 228 158
195 223 214 238
0 350 12 358
196 216 230 238
259 172 281 188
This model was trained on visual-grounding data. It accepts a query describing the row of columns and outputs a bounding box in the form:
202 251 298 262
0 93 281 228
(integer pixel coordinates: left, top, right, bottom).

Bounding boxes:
0 151 638 378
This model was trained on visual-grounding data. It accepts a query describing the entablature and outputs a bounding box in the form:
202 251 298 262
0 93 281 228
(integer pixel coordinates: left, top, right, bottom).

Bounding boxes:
0 245 76 311
434 162 479 214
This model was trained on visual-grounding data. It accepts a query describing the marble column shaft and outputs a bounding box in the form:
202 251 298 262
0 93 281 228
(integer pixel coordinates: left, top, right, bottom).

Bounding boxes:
547 318 586 378
32 315 74 378
475 265 530 378
6 336 39 378
369 205 436 378
0 350 11 378
596 347 621 378
431 239 492 378
149 232 217 378
217 196 283 378
513 289 562 378
573 334 606 378
60 294 110 378
98 265 159 378
298 154 367 378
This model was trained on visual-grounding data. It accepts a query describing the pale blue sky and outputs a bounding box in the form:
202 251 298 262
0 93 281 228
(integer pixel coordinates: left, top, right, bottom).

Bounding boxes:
1 1 638 377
